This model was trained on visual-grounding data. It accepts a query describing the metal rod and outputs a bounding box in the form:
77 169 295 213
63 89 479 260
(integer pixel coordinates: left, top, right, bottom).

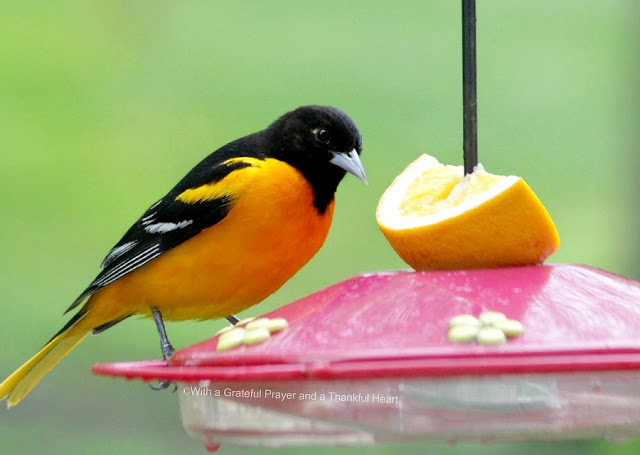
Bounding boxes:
462 0 478 175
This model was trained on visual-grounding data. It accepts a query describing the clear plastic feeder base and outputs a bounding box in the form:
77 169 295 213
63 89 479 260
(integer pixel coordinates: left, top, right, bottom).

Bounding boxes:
178 372 640 449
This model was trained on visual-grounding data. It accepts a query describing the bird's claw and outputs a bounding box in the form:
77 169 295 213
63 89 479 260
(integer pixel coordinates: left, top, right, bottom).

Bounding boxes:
161 343 175 361
149 380 177 392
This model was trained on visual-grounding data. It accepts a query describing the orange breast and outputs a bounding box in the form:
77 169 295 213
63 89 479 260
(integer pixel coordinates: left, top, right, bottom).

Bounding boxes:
90 158 334 321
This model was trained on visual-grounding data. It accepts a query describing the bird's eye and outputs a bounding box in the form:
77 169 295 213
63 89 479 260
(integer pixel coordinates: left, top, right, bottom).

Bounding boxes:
313 128 331 144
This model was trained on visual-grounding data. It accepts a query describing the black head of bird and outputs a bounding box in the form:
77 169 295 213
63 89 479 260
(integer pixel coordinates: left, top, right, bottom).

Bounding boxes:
264 105 366 213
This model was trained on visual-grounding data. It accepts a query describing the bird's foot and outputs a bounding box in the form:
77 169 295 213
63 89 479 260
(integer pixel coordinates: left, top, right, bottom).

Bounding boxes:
149 380 177 392
149 307 177 392
149 344 176 392
161 341 175 361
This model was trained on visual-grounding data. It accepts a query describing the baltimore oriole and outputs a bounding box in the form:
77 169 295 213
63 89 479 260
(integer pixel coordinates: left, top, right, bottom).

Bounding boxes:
0 105 366 407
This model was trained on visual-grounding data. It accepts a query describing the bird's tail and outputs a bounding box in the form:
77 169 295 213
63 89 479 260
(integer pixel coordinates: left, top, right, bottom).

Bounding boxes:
0 309 91 408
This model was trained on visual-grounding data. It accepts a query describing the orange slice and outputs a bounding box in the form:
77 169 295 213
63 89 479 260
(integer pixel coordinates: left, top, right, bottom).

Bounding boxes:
376 154 560 270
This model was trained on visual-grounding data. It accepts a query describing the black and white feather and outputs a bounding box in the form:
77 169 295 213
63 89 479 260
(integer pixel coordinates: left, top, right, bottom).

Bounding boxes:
66 158 255 313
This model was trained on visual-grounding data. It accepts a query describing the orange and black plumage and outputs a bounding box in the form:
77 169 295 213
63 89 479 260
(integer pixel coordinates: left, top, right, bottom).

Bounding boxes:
0 105 366 406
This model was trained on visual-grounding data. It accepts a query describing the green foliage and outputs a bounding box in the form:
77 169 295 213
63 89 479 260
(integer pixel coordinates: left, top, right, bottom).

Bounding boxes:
0 1 638 453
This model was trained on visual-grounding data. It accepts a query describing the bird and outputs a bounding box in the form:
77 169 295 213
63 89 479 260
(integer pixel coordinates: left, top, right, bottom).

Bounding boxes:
0 105 366 407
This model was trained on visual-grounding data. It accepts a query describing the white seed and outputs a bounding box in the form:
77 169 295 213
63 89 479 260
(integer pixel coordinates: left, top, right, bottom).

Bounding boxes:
477 327 507 345
235 317 256 326
214 325 234 336
245 318 270 331
219 327 245 341
265 318 289 333
449 314 480 327
217 328 245 351
497 319 525 337
243 327 271 345
448 325 479 343
479 311 507 326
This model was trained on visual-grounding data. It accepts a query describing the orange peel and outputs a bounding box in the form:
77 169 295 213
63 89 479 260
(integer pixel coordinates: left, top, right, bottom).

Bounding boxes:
376 154 559 270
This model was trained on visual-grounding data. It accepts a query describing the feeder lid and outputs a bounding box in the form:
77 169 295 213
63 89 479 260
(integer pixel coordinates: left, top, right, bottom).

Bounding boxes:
93 264 640 382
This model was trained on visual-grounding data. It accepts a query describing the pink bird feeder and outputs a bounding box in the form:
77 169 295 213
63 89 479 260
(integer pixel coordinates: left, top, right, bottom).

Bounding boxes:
94 264 640 450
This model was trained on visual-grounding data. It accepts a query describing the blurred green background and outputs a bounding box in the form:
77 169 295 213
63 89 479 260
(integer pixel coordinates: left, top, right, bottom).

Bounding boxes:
1 0 639 453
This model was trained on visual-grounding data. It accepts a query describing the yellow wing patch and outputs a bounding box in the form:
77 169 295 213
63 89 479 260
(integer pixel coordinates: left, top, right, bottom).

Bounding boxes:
175 158 263 204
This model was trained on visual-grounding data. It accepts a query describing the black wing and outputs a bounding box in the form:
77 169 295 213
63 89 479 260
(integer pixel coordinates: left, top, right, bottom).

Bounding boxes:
66 157 257 312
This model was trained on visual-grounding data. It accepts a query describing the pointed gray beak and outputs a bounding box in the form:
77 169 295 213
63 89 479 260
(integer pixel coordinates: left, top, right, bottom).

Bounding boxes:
329 149 368 184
